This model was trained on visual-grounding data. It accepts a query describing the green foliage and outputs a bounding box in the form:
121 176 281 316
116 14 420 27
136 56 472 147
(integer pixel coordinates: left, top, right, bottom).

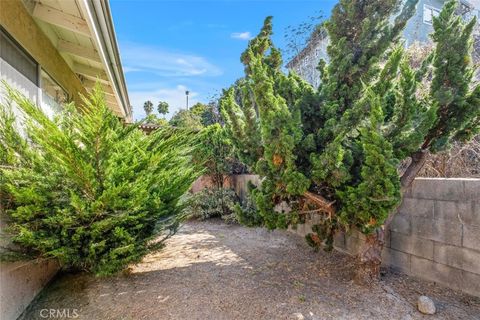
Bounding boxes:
336 91 401 233
193 124 234 188
190 102 219 127
220 82 263 168
157 101 169 116
221 17 310 225
186 188 239 223
425 1 480 151
143 114 169 126
234 191 263 227
169 109 204 130
319 0 417 127
221 0 479 245
170 102 219 130
0 84 199 275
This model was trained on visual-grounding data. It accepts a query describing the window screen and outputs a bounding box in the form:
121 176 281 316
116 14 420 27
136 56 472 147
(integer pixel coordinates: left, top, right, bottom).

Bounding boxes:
0 28 38 85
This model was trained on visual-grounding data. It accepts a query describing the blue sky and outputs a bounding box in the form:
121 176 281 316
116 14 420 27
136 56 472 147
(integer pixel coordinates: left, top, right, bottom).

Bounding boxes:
110 0 337 120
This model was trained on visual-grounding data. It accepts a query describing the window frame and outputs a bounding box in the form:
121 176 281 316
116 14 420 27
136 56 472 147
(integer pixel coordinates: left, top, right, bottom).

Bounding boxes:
0 26 39 86
39 68 69 112
1 27 69 110
423 4 441 25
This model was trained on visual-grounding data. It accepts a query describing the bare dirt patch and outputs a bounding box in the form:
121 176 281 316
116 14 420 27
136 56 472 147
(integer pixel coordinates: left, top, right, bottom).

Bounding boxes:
22 220 479 320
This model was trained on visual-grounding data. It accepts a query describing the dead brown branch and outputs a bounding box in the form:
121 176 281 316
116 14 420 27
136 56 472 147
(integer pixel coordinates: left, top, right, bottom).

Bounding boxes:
303 191 336 216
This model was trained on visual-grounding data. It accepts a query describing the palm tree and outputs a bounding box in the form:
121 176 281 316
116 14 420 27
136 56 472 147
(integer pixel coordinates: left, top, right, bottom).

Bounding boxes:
157 101 169 117
143 100 153 116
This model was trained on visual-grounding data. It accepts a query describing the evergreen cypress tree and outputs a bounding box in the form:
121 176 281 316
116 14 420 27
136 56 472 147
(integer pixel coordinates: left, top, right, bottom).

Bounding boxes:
221 0 479 280
401 0 480 185
0 83 199 275
222 18 310 229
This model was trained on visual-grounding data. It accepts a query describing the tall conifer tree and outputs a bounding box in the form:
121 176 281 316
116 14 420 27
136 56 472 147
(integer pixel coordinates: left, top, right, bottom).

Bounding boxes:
221 0 479 279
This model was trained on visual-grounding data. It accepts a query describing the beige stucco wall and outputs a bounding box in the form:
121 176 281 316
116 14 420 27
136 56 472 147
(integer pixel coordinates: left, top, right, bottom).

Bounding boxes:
0 0 87 106
0 259 60 320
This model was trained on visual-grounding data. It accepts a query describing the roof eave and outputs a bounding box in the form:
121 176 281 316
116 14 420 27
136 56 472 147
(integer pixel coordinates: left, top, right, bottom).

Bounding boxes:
78 0 132 122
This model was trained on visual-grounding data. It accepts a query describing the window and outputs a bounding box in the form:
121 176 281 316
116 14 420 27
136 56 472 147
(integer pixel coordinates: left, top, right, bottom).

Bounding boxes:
0 28 67 116
40 69 67 115
423 4 441 25
458 1 478 21
0 28 38 85
1 28 40 104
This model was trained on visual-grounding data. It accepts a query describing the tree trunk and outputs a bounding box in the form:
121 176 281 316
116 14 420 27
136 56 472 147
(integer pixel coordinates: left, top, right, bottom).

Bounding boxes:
355 149 429 282
400 149 429 192
354 228 386 284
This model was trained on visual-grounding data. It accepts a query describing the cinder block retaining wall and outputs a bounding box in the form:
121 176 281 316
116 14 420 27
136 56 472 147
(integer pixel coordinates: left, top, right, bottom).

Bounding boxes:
224 175 480 297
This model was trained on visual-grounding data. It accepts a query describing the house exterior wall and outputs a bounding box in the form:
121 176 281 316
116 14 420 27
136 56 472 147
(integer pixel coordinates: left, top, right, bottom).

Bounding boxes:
0 0 87 106
403 0 447 45
1 3 90 319
286 37 328 88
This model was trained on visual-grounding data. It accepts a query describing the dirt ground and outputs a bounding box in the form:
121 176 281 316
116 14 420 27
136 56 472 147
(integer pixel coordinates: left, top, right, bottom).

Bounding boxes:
22 220 480 320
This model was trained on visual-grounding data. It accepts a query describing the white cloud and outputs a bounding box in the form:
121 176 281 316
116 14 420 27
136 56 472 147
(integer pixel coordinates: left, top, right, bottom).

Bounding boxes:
231 32 252 40
129 85 199 120
120 42 222 77
123 66 141 73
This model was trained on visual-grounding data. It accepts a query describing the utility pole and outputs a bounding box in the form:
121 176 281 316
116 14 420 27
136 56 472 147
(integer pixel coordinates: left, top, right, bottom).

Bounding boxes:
185 90 190 110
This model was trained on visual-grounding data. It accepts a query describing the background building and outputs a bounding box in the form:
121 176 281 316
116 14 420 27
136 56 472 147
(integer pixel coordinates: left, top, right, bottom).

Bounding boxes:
286 0 479 87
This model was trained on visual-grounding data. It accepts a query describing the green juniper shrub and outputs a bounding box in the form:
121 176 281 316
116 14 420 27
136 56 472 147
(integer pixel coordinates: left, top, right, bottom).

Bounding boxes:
0 83 200 276
233 181 263 227
186 188 239 223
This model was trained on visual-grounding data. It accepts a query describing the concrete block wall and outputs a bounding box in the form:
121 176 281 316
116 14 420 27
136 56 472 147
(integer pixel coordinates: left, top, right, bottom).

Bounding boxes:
228 175 480 297
330 178 480 297
398 178 479 297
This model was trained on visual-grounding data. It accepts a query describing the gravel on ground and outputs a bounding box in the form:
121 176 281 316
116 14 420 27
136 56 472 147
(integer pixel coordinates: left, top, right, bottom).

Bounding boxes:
22 220 480 320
